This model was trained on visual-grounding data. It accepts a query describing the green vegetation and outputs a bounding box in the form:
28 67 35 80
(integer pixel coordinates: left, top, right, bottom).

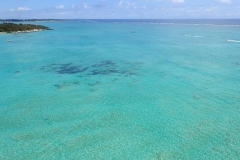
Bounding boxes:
0 23 52 33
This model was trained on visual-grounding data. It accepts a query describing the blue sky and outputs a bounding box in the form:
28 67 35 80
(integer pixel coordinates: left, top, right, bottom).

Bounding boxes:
0 0 239 19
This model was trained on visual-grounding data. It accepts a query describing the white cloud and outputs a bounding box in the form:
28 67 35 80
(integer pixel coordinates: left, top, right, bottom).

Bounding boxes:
17 7 30 11
118 1 123 7
185 5 219 16
9 9 15 11
117 1 137 9
83 3 91 9
171 0 184 3
126 2 137 9
55 12 71 15
71 3 91 10
219 0 232 4
56 5 64 9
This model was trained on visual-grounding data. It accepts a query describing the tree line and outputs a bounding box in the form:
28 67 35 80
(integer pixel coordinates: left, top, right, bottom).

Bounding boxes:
0 23 52 33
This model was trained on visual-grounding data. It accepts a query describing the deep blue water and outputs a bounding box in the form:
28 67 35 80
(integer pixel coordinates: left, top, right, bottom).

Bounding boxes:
0 19 240 159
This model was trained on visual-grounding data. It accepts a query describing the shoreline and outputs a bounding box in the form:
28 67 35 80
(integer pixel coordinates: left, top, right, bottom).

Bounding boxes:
0 29 43 34
12 29 43 33
0 29 51 34
0 23 52 33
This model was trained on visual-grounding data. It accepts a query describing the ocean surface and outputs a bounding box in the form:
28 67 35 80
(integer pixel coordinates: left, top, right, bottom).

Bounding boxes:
0 19 240 159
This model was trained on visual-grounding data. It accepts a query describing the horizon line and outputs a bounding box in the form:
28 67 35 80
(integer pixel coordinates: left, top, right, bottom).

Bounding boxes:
1 18 240 20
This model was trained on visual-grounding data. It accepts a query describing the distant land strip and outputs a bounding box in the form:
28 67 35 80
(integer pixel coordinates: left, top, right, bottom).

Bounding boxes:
0 19 65 22
0 23 53 33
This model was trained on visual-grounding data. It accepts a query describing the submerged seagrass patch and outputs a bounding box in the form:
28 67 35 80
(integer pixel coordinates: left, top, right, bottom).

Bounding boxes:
41 60 139 77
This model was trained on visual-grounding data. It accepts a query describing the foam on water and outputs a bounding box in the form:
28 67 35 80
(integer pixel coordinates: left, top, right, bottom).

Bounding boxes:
227 39 240 43
160 23 174 25
185 35 203 38
1 19 240 159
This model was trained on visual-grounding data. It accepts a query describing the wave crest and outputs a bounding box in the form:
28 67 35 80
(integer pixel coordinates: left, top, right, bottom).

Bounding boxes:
227 39 240 43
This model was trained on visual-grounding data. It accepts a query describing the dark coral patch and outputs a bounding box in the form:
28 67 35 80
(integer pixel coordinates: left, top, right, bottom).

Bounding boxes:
57 66 89 74
54 81 81 89
92 60 116 68
88 81 101 86
88 69 119 75
15 71 21 74
41 60 140 77
41 63 88 75
88 60 121 75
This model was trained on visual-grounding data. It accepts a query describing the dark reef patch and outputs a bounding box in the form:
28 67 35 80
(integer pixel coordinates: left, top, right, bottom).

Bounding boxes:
88 81 101 87
41 63 88 74
57 66 89 74
91 60 116 68
43 117 51 124
88 69 120 75
89 61 118 75
41 60 140 77
54 81 81 89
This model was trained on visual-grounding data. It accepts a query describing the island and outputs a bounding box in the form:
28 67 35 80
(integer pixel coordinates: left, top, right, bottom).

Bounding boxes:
0 19 65 23
0 23 52 33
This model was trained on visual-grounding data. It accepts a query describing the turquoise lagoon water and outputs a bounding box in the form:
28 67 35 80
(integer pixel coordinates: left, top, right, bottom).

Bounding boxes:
0 20 240 159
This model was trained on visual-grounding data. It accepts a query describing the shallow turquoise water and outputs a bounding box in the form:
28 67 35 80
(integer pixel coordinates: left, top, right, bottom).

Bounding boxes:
0 20 240 159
